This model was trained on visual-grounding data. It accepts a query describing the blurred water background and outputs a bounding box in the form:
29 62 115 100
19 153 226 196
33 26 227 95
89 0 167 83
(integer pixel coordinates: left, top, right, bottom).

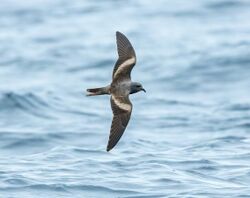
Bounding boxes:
1 0 250 197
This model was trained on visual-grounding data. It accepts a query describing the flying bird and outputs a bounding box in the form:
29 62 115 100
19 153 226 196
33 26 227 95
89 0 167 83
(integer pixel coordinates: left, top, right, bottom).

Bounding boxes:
86 31 146 152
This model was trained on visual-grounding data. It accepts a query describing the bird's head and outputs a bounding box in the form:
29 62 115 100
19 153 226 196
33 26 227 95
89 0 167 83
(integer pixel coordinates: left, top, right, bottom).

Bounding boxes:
130 82 146 94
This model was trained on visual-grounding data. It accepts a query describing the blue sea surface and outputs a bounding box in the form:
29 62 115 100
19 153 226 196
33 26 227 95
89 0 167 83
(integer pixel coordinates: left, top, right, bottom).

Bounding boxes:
1 0 250 197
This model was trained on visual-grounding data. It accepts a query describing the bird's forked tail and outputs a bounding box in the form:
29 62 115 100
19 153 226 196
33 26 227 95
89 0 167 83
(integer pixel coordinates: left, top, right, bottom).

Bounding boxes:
86 86 110 96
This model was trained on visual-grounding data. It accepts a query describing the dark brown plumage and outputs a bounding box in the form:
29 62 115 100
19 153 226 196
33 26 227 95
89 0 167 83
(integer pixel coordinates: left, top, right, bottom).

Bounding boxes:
86 31 145 151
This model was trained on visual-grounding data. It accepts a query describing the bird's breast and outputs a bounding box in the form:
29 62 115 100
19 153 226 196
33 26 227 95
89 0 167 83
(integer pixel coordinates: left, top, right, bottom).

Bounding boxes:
111 81 131 96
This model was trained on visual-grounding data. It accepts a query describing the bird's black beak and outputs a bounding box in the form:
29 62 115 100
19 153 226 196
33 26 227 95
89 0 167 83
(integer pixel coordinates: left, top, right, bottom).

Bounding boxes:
141 88 146 93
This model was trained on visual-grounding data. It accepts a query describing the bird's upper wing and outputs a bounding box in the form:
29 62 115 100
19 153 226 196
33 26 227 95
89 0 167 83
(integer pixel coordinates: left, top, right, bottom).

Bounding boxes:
112 31 136 82
106 95 132 151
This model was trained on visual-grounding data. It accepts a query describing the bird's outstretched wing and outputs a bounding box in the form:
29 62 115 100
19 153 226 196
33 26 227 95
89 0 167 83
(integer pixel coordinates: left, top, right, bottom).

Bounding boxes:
106 95 132 151
112 31 136 81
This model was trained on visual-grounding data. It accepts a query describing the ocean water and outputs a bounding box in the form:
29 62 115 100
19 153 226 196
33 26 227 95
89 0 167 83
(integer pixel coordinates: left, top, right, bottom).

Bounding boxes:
1 0 250 197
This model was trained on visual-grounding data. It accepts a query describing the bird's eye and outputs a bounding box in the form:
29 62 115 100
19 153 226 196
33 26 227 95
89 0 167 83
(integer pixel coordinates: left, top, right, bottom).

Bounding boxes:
137 85 141 88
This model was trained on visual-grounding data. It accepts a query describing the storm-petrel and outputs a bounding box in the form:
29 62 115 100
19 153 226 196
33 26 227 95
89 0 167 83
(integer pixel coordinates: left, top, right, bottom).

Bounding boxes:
86 31 146 152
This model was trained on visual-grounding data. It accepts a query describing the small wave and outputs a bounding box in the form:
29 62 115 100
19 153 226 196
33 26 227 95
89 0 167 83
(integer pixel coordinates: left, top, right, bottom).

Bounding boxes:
206 0 247 10
3 136 48 149
185 170 245 188
0 92 53 119
227 103 250 112
67 59 113 73
186 136 246 151
233 123 250 129
25 184 68 192
0 184 142 195
4 178 28 186
123 195 166 198
73 148 105 155
155 98 198 106
153 178 181 184
67 184 140 194
215 135 246 143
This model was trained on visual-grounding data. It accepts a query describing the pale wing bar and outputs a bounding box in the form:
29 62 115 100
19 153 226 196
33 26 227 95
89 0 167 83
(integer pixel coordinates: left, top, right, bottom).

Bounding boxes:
107 95 132 151
112 31 136 80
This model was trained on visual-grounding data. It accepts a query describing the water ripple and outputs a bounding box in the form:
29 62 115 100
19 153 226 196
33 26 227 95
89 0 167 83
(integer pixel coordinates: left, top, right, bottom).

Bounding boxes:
1 0 250 197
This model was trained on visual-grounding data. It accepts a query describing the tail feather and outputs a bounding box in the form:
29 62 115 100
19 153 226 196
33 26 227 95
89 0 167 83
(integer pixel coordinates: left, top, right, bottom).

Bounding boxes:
86 86 110 96
87 88 102 93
